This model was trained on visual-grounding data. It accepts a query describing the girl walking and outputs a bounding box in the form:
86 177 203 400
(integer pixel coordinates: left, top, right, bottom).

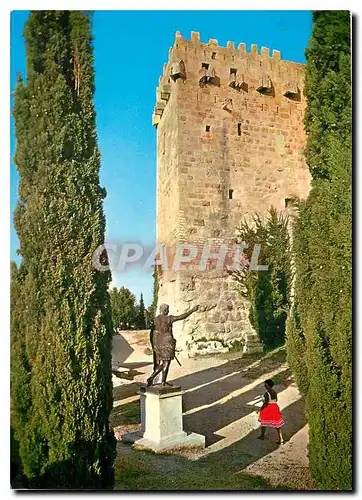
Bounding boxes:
257 378 285 444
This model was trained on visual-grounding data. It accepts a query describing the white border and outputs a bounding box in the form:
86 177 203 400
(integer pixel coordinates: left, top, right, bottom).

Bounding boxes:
2 4 359 498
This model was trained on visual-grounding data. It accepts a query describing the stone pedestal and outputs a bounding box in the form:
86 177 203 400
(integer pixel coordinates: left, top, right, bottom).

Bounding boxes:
122 385 205 452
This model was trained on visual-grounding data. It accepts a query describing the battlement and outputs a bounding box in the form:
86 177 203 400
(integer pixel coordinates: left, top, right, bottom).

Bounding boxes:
153 31 305 127
173 30 283 60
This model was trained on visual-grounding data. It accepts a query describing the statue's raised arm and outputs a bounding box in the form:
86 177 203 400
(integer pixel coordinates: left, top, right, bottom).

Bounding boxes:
171 305 199 323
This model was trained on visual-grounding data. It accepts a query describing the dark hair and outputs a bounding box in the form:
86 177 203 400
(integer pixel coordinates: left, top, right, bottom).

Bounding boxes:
265 379 274 388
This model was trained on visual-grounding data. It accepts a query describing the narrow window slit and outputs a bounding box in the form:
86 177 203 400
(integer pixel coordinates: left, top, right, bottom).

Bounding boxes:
229 189 234 200
237 123 241 136
206 125 210 132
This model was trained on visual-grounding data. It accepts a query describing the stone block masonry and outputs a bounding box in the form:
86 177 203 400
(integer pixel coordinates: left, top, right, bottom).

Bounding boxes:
153 31 311 355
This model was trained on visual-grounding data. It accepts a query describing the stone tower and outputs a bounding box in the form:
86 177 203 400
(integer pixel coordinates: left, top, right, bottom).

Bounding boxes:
153 31 311 356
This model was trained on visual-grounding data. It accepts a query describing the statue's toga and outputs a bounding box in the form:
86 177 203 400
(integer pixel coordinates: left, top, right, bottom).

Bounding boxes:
147 303 199 387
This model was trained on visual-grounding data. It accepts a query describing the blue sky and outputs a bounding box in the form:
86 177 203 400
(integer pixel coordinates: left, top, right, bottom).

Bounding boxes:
10 10 313 306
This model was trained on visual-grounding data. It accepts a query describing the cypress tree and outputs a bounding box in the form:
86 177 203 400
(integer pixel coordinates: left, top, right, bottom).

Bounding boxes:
11 11 116 488
286 11 351 489
137 293 146 329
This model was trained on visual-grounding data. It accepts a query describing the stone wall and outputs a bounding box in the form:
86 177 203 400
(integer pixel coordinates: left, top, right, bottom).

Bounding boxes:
154 32 311 356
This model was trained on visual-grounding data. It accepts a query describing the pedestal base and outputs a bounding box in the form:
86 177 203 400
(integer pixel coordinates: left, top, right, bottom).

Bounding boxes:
122 384 205 453
122 430 205 452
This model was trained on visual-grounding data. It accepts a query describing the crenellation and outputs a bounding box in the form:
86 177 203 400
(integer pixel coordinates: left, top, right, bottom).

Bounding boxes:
272 49 281 60
153 33 305 124
237 42 247 54
166 33 290 63
191 31 200 43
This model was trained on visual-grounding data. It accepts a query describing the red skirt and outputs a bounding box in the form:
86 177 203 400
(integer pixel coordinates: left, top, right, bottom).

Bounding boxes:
258 402 285 428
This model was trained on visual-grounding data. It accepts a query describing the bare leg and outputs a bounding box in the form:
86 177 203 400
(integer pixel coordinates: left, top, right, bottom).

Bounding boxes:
257 427 266 439
277 427 284 444
162 360 172 386
152 350 157 372
147 362 163 386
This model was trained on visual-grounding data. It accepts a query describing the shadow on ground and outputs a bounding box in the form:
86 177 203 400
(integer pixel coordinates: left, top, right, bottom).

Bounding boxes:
112 348 286 404
183 368 293 446
114 397 306 491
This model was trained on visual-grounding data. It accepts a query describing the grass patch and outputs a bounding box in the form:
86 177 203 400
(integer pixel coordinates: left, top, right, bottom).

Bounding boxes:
110 401 141 428
218 349 261 362
263 345 287 363
228 339 245 352
114 449 290 491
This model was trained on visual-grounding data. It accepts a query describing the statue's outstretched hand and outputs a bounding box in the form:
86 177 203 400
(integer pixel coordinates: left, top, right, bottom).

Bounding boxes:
198 304 217 313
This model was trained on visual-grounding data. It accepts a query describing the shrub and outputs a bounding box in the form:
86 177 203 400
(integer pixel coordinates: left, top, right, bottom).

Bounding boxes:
232 208 292 349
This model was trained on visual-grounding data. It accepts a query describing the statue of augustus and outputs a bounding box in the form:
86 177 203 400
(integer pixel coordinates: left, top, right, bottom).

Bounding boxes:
147 303 199 387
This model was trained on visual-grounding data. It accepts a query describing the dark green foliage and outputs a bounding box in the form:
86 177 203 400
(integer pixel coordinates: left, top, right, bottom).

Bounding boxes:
136 293 146 329
285 302 309 395
286 11 352 489
232 208 292 349
303 11 351 181
10 260 18 281
109 286 138 330
11 11 116 488
145 265 159 327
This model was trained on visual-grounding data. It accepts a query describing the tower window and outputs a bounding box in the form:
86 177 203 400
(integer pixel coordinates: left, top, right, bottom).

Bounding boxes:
212 52 217 59
230 68 237 75
237 123 241 136
205 125 210 132
202 62 209 69
229 189 234 200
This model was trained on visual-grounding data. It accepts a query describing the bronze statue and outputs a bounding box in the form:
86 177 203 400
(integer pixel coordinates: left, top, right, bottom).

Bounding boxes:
147 303 199 387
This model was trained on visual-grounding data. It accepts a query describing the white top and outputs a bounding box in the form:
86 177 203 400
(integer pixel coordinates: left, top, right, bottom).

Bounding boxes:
263 391 277 403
